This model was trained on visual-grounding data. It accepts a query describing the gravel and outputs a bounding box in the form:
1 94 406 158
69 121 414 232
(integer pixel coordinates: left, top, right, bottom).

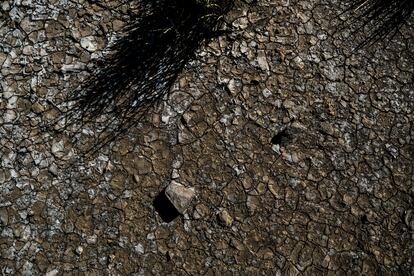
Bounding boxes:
0 0 413 274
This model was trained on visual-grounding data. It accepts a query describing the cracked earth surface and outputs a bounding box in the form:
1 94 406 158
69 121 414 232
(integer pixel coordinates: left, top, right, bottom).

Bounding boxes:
0 0 413 274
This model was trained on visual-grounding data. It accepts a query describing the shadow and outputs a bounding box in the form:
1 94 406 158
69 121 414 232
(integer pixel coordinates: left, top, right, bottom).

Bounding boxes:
271 128 290 146
56 0 234 154
153 189 180 223
338 0 414 49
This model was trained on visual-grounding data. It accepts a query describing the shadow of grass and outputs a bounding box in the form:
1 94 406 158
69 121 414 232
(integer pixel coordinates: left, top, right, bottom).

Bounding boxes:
58 0 233 154
340 0 413 49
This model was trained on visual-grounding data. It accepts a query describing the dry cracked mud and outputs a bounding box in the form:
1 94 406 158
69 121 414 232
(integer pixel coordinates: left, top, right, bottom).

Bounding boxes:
0 0 413 274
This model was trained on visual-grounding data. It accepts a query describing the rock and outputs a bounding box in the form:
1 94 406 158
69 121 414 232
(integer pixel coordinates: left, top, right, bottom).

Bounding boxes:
262 88 272 98
257 50 269 72
218 209 233 226
232 17 249 29
45 269 59 276
31 102 45 113
48 163 58 176
112 19 125 31
134 243 145 254
80 36 98 52
86 235 97 245
193 204 209 219
136 158 152 175
51 141 64 158
0 209 8 225
164 181 195 214
292 56 305 69
75 246 83 255
3 110 17 123
9 7 24 22
246 195 259 214
227 79 238 95
61 63 86 72
283 99 295 110
1 1 10 11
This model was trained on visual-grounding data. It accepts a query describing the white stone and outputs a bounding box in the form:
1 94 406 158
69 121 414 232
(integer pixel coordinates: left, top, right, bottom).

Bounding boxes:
257 50 269 72
45 269 59 276
80 36 98 52
262 88 272 98
76 246 84 255
134 243 145 254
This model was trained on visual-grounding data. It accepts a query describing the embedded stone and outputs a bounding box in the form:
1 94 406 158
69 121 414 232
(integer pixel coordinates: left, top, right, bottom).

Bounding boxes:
218 209 233 226
164 181 195 214
80 36 98 52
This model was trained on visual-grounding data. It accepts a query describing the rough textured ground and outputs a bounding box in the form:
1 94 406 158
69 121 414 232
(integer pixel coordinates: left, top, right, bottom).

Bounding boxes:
1 0 413 274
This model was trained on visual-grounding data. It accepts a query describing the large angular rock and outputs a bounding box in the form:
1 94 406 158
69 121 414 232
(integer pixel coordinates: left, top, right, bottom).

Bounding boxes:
164 181 195 214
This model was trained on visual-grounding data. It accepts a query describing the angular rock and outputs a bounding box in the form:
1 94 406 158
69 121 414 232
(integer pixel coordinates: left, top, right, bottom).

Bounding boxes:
218 209 233 226
51 140 64 158
257 50 269 72
164 181 195 214
80 36 98 52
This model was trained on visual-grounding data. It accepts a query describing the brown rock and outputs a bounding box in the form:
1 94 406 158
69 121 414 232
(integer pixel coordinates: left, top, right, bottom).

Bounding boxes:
164 181 195 214
218 209 233 226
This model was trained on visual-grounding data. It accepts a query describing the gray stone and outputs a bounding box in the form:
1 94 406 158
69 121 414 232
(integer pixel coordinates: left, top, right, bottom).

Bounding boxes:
0 209 8 225
45 269 59 276
164 181 195 214
75 246 84 255
257 50 269 72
